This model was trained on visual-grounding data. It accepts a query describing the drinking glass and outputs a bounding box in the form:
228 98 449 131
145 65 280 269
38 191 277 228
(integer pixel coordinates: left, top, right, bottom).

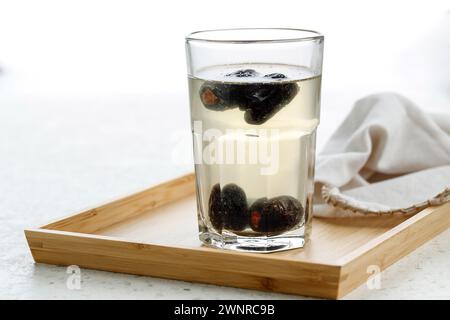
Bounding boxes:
185 28 324 252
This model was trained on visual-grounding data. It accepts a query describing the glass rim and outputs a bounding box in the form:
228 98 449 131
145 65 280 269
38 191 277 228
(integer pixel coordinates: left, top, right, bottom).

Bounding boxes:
185 28 323 44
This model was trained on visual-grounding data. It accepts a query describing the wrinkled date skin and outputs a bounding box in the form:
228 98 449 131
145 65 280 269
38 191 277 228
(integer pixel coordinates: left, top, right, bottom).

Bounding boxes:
199 70 298 125
208 184 224 232
240 82 298 124
208 183 304 234
208 183 248 232
249 195 304 233
221 184 248 231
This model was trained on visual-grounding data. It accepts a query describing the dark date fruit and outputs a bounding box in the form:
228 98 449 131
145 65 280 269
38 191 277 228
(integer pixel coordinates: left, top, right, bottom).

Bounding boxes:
226 69 258 78
208 184 224 232
249 195 303 233
264 73 287 79
241 82 298 124
198 70 298 125
221 184 248 231
199 84 239 111
207 183 249 232
208 182 303 234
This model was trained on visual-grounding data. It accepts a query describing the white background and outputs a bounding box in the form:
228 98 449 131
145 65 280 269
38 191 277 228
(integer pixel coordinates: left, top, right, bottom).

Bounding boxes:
0 0 449 299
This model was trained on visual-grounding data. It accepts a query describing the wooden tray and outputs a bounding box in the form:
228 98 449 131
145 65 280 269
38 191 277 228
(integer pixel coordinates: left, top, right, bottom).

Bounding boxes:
25 174 450 299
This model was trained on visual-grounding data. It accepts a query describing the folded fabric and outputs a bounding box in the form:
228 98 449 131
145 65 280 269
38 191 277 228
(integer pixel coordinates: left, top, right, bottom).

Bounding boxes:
314 92 450 217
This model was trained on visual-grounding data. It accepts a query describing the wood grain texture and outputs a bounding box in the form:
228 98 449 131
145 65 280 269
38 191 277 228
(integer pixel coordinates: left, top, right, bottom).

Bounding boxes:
25 228 341 298
41 174 195 233
24 174 450 299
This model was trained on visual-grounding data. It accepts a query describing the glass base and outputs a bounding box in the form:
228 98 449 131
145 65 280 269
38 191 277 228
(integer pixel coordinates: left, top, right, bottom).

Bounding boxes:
199 231 306 253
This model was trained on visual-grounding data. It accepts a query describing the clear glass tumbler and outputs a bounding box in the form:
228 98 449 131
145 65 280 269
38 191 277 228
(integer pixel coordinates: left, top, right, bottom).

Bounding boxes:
185 28 324 252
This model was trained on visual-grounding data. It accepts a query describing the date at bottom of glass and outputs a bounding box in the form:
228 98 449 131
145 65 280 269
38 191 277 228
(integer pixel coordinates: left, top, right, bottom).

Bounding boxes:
205 183 305 237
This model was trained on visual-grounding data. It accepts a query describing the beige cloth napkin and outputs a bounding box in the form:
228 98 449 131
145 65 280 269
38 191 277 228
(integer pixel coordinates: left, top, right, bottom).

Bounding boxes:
314 92 450 217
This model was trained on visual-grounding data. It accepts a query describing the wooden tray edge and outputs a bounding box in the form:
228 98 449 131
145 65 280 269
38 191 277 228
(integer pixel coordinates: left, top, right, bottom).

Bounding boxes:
39 174 195 233
23 172 450 300
24 228 342 299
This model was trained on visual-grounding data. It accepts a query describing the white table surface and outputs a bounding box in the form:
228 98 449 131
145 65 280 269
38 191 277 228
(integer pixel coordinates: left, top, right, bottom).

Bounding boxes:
0 1 449 300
